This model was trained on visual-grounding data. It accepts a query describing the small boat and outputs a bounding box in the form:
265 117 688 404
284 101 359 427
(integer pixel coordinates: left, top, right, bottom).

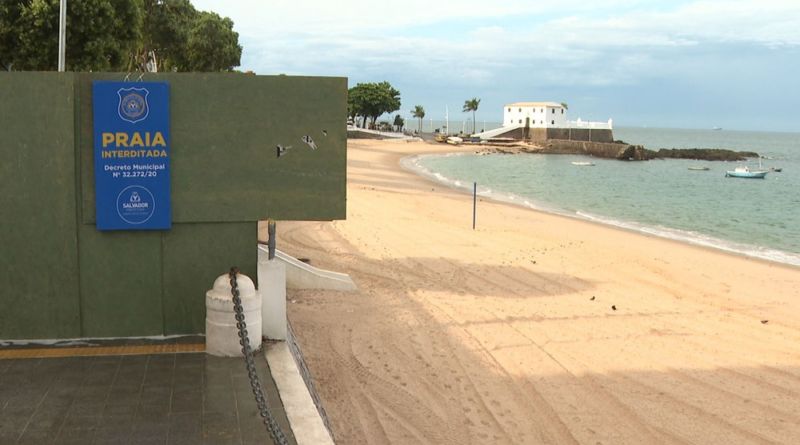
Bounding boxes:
446 136 463 145
713 127 722 131
770 167 782 172
725 165 768 179
571 161 595 166
688 166 710 171
726 156 769 178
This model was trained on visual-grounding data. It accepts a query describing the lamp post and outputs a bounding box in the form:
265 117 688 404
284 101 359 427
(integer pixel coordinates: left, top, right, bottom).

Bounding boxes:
58 0 66 71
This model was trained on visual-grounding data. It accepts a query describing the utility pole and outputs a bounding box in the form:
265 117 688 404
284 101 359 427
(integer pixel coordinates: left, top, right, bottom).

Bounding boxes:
58 0 67 71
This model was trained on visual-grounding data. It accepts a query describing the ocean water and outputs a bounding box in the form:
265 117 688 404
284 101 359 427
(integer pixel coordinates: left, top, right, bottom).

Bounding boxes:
406 127 800 266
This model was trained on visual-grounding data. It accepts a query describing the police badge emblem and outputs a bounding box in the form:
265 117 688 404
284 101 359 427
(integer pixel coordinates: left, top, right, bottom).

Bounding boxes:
117 87 150 123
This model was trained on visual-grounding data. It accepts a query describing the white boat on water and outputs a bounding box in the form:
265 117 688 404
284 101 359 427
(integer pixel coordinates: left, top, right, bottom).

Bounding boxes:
688 166 710 171
726 159 768 179
726 166 767 178
571 161 595 166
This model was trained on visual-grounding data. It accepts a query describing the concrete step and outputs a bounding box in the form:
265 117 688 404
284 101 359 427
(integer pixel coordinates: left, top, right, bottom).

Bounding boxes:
257 245 357 291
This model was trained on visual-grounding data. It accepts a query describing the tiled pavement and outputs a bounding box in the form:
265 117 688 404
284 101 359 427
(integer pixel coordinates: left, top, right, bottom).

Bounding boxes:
0 352 296 445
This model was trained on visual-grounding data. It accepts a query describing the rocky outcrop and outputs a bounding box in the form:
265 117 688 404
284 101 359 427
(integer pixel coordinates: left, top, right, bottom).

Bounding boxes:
540 140 645 160
470 140 758 162
519 140 758 161
647 148 758 161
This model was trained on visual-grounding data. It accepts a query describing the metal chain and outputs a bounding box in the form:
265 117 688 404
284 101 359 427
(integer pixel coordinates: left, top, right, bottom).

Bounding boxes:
229 267 289 445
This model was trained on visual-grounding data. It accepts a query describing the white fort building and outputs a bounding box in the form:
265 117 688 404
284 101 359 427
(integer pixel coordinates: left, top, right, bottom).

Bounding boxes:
503 102 612 129
474 101 614 142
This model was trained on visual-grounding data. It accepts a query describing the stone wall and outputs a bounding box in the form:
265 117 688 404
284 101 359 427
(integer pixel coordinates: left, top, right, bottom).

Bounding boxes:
488 127 614 143
546 128 614 143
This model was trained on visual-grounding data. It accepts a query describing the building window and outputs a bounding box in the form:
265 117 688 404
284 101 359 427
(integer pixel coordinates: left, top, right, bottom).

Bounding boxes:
552 109 555 114
561 109 564 114
551 120 555 125
519 119 522 124
508 108 511 112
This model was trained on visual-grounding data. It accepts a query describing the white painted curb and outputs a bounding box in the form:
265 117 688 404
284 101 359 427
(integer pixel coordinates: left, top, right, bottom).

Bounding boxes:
265 342 335 445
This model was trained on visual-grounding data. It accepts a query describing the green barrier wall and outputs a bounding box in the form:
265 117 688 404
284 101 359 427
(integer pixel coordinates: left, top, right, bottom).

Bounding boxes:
0 72 347 339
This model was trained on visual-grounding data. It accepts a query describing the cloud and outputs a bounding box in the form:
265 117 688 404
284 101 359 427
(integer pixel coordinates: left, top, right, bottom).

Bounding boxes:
190 0 642 35
541 1 800 48
189 0 800 130
197 0 799 86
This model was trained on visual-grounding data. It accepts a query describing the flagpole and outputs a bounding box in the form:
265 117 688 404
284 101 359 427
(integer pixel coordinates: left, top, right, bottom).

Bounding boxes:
58 0 66 71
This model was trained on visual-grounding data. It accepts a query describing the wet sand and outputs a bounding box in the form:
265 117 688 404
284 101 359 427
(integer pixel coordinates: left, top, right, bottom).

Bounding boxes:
268 139 800 444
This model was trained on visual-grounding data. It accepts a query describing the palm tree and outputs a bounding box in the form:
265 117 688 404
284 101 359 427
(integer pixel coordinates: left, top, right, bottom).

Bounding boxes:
412 105 426 132
462 98 480 135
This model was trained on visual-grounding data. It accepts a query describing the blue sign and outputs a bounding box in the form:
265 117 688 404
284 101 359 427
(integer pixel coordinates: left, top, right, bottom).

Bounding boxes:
93 81 171 230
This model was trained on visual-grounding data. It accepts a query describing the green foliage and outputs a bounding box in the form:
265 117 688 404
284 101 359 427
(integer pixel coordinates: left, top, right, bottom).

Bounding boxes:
393 114 404 131
8 0 142 71
0 0 241 72
186 11 241 71
561 102 569 110
0 1 25 70
141 0 197 71
462 97 480 135
348 81 401 128
412 105 425 132
69 0 143 71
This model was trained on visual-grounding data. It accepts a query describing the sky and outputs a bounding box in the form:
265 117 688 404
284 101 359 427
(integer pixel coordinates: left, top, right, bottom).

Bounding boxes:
190 0 800 132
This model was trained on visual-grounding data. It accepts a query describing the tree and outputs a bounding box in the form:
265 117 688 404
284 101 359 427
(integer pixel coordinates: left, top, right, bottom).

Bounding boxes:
140 0 198 72
393 114 404 132
9 0 142 71
347 102 358 126
347 81 401 128
186 11 241 71
560 102 569 110
0 0 241 72
463 97 480 135
0 1 24 70
412 105 425 132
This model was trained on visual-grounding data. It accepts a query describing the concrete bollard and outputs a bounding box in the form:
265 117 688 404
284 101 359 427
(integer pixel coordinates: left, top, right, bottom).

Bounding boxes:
205 272 262 357
258 258 287 340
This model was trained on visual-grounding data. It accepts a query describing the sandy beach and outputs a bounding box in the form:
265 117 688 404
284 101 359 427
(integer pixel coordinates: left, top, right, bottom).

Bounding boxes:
269 139 800 444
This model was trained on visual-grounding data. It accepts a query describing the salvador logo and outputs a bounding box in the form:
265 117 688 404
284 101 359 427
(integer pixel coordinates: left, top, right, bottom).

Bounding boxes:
117 87 150 123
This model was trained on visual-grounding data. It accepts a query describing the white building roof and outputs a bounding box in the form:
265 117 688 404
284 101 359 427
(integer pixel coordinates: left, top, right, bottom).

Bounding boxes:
505 102 564 108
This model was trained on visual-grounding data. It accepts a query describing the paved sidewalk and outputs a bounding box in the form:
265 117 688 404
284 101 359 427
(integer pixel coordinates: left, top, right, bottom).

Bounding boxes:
0 352 295 445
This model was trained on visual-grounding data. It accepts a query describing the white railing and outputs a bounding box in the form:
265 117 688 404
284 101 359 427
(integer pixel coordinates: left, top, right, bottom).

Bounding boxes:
566 118 613 130
347 125 417 139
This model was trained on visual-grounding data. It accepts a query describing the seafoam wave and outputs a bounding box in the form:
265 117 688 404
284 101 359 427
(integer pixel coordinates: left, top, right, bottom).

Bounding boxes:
403 154 582 215
401 154 466 190
575 211 800 266
401 154 800 267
